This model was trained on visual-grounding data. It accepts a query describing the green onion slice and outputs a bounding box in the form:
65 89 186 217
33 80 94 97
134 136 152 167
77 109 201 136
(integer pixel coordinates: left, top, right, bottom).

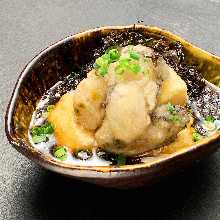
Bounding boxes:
31 122 54 144
167 103 176 114
192 131 202 142
129 50 140 60
116 154 126 166
53 146 67 161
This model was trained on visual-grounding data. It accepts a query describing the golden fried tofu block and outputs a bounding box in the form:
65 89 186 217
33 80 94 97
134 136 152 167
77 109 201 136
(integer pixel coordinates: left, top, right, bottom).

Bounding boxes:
157 58 188 106
48 92 95 151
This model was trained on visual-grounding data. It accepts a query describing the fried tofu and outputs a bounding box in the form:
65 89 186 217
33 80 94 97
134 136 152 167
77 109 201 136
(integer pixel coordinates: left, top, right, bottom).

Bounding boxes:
157 58 188 106
48 92 95 151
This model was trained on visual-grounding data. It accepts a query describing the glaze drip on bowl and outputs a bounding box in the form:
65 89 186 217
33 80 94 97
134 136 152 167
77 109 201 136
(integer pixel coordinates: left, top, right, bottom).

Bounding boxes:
29 30 220 166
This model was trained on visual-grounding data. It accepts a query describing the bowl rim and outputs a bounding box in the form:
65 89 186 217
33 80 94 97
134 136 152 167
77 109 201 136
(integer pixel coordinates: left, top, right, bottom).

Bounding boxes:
5 24 220 175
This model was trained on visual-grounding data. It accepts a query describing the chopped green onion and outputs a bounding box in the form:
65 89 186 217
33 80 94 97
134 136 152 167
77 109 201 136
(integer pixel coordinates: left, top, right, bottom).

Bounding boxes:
204 115 215 123
192 131 202 142
167 103 181 124
128 63 141 74
129 50 140 60
31 122 54 144
108 49 120 62
115 58 141 75
119 58 130 68
95 56 108 67
169 114 182 124
94 46 143 77
102 53 110 61
115 58 130 75
53 146 67 161
32 135 47 144
116 154 126 166
94 55 109 76
94 46 142 77
31 122 54 136
128 46 140 60
94 48 120 76
167 103 176 114
98 66 108 76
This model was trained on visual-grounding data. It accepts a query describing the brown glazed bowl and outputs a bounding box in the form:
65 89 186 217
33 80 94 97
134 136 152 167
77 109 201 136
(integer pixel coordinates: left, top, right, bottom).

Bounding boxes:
5 25 220 188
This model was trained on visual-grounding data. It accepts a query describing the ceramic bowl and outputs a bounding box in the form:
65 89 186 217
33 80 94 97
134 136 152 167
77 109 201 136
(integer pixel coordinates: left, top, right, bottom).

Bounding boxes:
5 25 220 188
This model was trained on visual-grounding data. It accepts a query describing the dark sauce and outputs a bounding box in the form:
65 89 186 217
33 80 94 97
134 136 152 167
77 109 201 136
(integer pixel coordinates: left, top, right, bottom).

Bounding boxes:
30 30 220 166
